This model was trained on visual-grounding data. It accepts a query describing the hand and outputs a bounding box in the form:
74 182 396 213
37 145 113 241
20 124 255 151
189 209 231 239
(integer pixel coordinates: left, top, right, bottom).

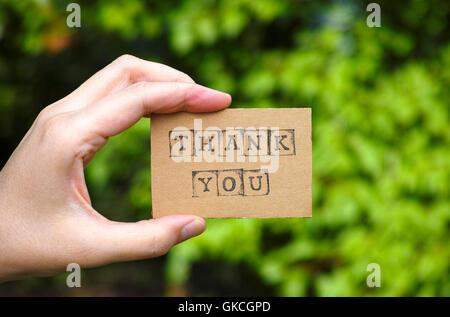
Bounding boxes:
0 55 231 282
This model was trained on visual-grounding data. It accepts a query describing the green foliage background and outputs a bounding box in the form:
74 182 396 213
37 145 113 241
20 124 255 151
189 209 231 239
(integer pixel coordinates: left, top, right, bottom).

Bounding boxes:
0 0 449 296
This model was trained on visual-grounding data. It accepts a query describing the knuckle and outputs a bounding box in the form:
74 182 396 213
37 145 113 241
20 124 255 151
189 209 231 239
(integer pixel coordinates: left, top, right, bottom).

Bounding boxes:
116 54 136 63
148 228 174 257
113 54 137 72
180 82 197 106
174 72 195 84
36 104 58 123
38 113 72 143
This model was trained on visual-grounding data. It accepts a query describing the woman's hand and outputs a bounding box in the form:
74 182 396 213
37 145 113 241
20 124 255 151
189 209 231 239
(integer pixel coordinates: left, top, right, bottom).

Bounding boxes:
0 55 231 282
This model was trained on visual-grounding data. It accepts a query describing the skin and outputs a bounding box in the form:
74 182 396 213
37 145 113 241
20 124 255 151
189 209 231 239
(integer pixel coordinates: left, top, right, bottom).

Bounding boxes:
0 54 232 282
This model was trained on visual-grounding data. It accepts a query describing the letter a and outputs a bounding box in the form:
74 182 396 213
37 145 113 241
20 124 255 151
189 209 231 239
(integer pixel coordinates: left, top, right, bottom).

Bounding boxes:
366 263 381 287
66 263 81 287
366 3 381 27
66 3 81 28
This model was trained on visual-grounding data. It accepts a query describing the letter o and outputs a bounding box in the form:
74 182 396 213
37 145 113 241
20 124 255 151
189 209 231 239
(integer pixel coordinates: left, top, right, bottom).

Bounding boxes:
222 177 236 191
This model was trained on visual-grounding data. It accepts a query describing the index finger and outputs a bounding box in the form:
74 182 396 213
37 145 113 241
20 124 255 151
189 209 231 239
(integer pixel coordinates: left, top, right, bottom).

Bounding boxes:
63 55 195 107
73 81 231 139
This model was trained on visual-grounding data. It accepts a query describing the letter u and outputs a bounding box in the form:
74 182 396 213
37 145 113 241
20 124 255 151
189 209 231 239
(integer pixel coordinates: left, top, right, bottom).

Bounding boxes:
249 176 262 191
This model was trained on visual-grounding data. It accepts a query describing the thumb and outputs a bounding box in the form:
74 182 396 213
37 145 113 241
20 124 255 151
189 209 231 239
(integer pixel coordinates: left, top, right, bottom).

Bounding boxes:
90 215 206 264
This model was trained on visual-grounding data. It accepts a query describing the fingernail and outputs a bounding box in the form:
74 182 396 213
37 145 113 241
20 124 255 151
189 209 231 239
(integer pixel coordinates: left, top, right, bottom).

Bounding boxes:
179 219 206 243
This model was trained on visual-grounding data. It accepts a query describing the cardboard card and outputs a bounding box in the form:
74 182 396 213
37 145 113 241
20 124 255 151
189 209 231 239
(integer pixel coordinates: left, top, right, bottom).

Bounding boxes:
150 108 312 218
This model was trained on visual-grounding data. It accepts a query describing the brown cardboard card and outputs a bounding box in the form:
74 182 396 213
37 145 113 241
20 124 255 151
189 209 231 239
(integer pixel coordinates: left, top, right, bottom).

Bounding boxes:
150 108 311 218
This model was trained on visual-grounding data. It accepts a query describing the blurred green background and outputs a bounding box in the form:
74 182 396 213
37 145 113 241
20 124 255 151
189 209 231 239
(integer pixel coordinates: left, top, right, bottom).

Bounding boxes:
0 0 449 296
